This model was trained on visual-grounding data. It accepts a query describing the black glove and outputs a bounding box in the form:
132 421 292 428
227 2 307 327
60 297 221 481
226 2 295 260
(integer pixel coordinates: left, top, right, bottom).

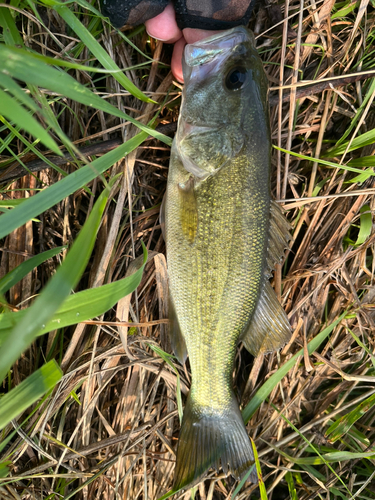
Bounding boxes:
175 0 257 30
102 0 257 30
101 0 168 28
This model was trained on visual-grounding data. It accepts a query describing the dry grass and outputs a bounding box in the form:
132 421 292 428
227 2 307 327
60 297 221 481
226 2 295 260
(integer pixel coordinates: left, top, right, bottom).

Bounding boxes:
0 0 375 499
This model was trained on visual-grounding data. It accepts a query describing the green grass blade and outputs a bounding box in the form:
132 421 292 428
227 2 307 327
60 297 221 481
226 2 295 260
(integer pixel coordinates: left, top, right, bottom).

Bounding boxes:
0 244 147 343
346 326 375 368
0 360 62 430
242 313 346 423
347 157 375 167
334 78 375 146
267 431 350 496
0 74 79 156
329 487 350 500
331 1 360 20
156 485 184 500
325 127 375 156
0 246 65 294
0 73 42 115
0 180 113 383
311 177 330 196
268 405 357 497
285 472 298 500
0 133 146 240
0 199 26 208
0 88 61 155
0 461 11 478
345 167 374 184
0 45 172 145
325 392 375 442
355 204 372 246
251 438 267 500
54 5 153 104
31 85 77 153
0 6 24 46
0 391 56 455
0 116 69 177
41 0 103 19
273 446 375 465
230 465 256 499
273 146 371 175
1 53 133 72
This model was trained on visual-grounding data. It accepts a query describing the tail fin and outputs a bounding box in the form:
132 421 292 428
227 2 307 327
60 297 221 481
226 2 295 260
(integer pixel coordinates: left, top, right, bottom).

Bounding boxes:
173 393 258 490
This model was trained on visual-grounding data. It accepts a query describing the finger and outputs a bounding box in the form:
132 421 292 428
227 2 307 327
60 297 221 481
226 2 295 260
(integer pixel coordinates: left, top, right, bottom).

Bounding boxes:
171 36 186 83
145 3 182 43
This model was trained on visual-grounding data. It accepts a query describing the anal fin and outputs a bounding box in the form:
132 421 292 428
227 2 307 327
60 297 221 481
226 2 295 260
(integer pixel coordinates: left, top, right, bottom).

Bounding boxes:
241 281 291 356
169 294 187 364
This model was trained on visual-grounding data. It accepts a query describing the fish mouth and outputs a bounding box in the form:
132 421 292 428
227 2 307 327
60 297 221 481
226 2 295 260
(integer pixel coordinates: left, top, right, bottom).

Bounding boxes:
184 26 253 68
182 26 254 84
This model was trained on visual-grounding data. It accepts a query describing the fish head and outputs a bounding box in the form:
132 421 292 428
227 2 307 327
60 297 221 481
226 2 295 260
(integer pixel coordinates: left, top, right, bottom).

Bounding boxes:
177 27 269 179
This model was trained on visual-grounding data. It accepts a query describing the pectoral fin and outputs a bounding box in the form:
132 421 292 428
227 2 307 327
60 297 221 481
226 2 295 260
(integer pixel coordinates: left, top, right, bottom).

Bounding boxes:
178 176 198 244
241 281 291 356
169 294 187 363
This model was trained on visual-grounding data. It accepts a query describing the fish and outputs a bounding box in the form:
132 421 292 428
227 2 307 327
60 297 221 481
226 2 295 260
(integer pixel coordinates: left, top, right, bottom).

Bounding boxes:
164 26 292 491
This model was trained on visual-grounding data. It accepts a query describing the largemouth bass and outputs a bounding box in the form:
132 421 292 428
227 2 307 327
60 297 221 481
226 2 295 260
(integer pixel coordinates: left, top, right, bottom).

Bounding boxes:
164 26 291 491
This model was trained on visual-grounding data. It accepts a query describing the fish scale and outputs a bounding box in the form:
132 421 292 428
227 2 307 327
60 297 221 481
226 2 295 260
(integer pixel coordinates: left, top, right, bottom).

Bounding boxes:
164 26 292 491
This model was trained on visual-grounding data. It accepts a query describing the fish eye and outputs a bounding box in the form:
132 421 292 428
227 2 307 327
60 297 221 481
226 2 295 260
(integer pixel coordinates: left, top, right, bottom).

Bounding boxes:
225 66 248 91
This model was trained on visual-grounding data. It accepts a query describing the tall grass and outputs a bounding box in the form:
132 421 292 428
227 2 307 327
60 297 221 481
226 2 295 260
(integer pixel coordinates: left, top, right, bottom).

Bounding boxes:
0 0 374 499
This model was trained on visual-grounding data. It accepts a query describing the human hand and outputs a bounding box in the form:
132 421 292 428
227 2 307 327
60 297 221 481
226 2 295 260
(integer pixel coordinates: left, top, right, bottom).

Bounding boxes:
146 4 222 82
102 0 256 82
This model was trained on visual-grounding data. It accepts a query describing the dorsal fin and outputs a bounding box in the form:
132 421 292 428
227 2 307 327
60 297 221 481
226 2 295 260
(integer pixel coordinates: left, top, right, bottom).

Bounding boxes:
266 201 292 274
241 280 291 356
241 201 292 355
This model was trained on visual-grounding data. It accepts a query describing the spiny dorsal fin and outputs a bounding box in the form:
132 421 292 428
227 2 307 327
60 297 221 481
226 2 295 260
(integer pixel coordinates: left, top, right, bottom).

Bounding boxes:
241 281 291 356
266 201 292 274
169 294 187 363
